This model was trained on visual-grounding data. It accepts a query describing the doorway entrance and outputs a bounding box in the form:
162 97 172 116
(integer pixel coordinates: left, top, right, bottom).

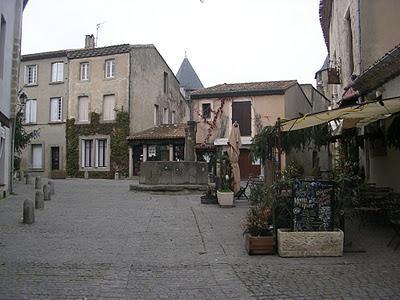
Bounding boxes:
51 146 60 170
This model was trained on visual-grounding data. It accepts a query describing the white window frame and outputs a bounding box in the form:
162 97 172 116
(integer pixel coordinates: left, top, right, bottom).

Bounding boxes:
80 62 89 81
25 99 37 124
25 64 37 85
51 62 64 82
31 144 43 170
80 136 110 170
105 59 115 78
148 145 156 158
50 97 62 122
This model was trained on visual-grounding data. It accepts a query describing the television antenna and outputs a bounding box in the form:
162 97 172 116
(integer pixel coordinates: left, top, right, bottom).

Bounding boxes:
95 22 106 47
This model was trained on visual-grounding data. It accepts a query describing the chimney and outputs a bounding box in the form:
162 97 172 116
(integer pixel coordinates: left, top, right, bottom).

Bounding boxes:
85 34 95 48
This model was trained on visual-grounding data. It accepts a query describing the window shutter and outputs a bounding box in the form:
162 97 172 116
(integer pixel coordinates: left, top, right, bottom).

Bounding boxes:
103 95 115 120
25 100 31 123
81 140 85 167
31 100 37 123
32 145 42 169
57 63 63 81
78 97 89 122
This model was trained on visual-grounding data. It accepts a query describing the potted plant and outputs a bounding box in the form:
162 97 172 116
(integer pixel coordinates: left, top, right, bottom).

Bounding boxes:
215 152 234 207
201 184 218 204
241 183 275 255
241 204 275 255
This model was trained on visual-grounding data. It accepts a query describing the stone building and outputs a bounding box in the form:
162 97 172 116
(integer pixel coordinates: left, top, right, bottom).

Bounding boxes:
19 50 68 178
318 0 400 191
0 0 28 195
191 80 330 179
20 35 187 179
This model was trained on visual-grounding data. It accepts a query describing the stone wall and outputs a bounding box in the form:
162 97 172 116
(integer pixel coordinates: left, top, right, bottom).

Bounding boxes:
139 161 208 185
277 228 344 257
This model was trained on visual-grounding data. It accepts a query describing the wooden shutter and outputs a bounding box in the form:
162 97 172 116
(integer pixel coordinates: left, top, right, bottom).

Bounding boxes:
232 101 251 136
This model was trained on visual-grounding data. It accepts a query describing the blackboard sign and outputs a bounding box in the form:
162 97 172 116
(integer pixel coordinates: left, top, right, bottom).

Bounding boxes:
293 180 335 231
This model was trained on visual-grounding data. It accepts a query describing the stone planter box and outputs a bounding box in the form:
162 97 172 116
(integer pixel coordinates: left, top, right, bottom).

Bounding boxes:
244 233 275 255
217 191 234 207
277 228 344 257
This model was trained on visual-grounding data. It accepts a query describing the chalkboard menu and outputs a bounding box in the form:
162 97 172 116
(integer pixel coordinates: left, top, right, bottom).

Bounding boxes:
293 180 335 232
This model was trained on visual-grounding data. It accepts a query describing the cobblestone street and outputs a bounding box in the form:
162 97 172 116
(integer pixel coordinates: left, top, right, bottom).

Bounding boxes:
0 179 399 299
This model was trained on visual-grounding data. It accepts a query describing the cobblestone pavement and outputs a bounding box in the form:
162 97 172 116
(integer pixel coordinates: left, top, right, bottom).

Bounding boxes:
0 179 399 299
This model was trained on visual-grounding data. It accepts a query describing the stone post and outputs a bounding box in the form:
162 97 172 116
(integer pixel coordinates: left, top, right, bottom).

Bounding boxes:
128 146 133 178
48 180 55 195
35 191 44 209
84 171 89 179
34 176 41 190
23 200 34 224
184 121 196 161
25 174 30 184
43 184 51 201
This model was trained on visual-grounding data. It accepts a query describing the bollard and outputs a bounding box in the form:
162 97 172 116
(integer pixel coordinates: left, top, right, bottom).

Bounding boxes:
35 176 42 190
84 171 89 179
23 200 35 224
43 184 51 201
35 191 44 209
48 180 55 195
25 174 30 184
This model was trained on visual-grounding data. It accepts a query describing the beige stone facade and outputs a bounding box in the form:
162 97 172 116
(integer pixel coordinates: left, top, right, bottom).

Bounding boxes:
19 52 68 178
192 81 330 178
319 0 400 191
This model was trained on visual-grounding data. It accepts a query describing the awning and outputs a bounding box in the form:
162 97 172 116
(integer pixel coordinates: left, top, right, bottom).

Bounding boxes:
280 97 400 132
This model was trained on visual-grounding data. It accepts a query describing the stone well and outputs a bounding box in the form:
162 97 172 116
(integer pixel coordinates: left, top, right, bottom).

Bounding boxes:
277 228 344 257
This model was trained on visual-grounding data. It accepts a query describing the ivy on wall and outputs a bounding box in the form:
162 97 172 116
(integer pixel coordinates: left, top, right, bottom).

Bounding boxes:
66 111 130 179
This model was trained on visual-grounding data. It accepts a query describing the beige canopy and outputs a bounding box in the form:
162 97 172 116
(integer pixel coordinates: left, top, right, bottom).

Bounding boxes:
280 98 400 132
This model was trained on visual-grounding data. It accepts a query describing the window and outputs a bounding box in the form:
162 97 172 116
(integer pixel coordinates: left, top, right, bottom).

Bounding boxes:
80 137 109 169
154 104 159 125
202 103 211 119
31 144 43 169
50 97 62 122
232 101 251 136
25 99 37 123
163 72 168 93
148 145 156 158
171 111 176 124
82 139 93 167
96 139 107 167
51 62 64 82
0 15 6 79
78 96 89 122
103 94 115 121
25 65 37 85
80 62 89 80
163 108 169 124
105 59 115 78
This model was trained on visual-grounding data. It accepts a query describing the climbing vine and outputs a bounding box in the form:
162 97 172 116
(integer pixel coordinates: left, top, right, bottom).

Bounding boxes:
66 111 130 179
250 123 332 164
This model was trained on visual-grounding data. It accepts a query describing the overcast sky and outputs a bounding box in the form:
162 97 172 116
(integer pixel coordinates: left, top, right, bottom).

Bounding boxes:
21 0 327 88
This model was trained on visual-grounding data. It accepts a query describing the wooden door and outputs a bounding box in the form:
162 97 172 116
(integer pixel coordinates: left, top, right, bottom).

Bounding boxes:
232 101 251 136
238 149 260 179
